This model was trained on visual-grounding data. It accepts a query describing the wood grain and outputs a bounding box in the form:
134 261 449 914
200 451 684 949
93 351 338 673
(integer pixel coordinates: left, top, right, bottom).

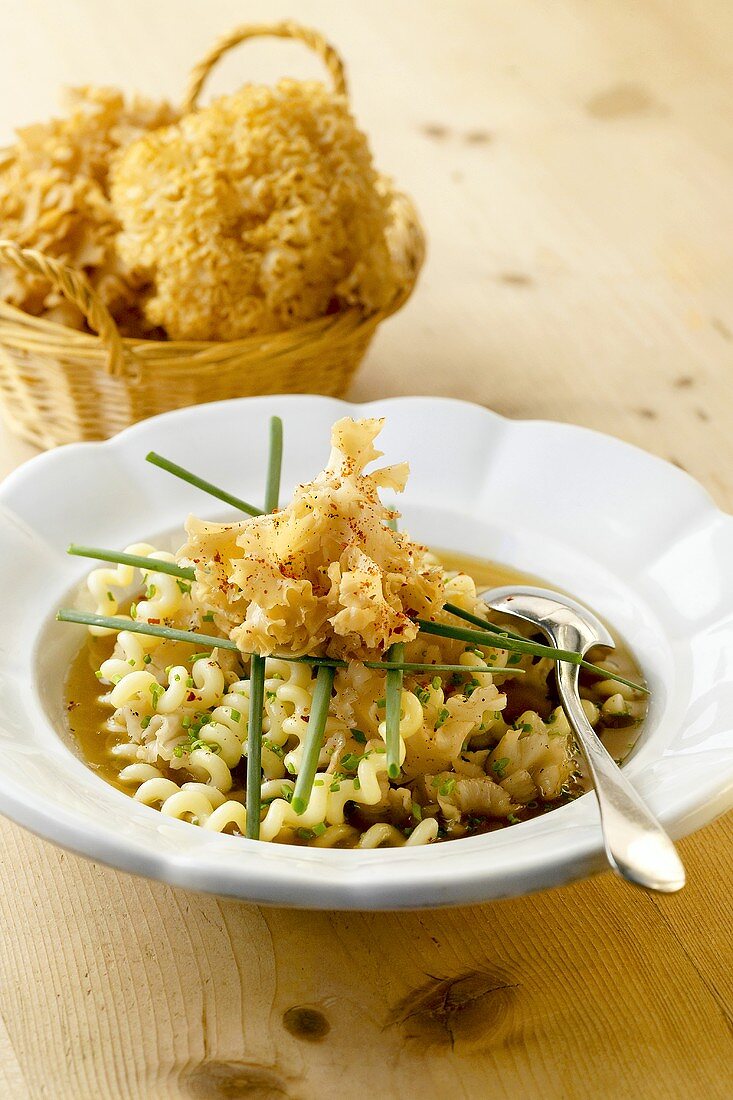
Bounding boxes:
0 1 731 1097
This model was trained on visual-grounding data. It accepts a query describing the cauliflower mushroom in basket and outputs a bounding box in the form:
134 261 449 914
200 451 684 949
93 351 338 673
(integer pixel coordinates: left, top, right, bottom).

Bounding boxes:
111 80 398 341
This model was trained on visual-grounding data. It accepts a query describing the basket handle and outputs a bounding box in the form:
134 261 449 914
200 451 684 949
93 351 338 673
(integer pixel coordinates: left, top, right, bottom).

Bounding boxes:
0 240 126 378
182 20 348 113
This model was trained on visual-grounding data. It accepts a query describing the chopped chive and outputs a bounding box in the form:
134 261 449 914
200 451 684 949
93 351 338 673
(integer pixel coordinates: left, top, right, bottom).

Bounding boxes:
202 611 215 622
230 708 241 723
385 642 404 780
67 545 195 581
351 729 367 744
291 664 335 815
491 756 510 778
435 706 450 729
246 654 265 840
265 416 283 513
442 603 648 695
146 452 263 517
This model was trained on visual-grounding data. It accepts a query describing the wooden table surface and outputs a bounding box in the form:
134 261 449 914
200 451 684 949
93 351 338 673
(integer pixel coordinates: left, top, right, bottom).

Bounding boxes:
0 2 731 1097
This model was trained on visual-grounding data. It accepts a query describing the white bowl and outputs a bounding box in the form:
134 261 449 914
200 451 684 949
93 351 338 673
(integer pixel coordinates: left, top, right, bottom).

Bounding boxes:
0 395 731 909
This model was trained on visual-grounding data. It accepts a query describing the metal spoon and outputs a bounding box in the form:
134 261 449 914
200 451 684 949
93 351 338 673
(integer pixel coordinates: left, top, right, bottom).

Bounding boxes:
482 585 685 893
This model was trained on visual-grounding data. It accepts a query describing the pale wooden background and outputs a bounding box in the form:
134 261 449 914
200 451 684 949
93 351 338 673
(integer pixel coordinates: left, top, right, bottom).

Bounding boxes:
0 2 731 1097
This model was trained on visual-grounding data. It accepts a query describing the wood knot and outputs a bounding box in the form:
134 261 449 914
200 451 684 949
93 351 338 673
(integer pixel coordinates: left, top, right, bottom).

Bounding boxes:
185 1061 290 1099
585 83 659 120
282 1005 330 1042
389 970 518 1051
497 272 534 287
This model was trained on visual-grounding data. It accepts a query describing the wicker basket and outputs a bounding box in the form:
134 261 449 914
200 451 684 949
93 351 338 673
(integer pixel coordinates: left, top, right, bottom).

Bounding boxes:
0 22 425 450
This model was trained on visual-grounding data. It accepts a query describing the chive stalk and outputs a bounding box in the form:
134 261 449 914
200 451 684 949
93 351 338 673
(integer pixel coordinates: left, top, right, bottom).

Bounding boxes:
264 416 283 513
246 654 265 839
418 617 581 663
55 610 346 667
67 545 195 581
58 609 241 651
57 608 640 690
445 603 648 694
365 661 524 675
444 601 525 641
291 664 335 814
385 642 404 779
146 452 263 517
422 614 649 695
57 609 531 678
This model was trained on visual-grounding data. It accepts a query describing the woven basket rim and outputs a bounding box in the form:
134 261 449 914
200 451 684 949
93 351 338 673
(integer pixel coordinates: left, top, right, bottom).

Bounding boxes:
0 296 374 350
0 185 424 365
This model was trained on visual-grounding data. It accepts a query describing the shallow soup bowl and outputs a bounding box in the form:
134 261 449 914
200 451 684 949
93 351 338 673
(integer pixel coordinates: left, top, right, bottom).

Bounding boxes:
0 395 731 909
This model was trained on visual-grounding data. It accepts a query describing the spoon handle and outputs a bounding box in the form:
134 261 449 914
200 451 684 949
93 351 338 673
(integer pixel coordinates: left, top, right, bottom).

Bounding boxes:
555 663 685 893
